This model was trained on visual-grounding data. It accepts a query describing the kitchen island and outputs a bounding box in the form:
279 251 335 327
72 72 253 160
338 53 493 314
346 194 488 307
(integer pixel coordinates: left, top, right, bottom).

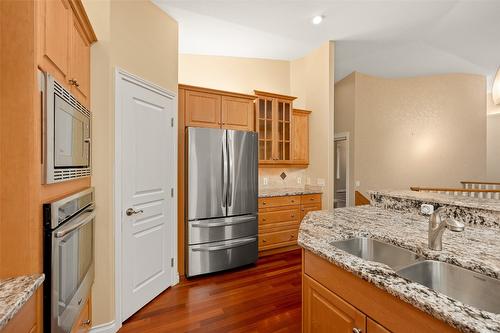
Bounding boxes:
298 203 500 333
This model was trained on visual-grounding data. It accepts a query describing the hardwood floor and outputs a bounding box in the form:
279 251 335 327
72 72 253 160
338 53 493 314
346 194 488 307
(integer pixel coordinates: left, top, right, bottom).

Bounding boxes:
119 249 302 333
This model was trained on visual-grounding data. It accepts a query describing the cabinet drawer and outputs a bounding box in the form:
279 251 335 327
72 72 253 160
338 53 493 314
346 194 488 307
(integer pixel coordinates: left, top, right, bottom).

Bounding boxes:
300 203 322 220
301 193 322 205
259 220 300 234
259 229 297 250
258 195 300 208
259 207 300 225
71 296 91 333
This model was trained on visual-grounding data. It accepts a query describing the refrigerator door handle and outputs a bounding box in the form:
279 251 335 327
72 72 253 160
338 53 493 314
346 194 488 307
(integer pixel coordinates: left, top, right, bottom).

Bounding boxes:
222 131 228 208
191 237 256 252
227 131 233 207
191 215 257 228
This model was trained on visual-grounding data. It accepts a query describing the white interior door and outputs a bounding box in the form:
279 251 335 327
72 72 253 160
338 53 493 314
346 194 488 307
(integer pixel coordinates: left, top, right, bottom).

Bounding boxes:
119 74 175 321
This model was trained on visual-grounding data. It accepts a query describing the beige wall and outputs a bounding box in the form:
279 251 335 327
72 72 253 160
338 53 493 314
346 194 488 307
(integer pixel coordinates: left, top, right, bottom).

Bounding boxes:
487 93 500 180
290 42 335 209
336 72 487 197
179 54 290 95
334 73 356 205
83 0 178 326
179 46 336 208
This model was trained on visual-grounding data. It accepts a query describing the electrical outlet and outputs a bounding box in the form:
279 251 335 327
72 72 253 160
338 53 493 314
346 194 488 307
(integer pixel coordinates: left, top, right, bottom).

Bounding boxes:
420 204 434 215
297 177 302 184
263 177 268 185
317 178 326 186
355 180 361 187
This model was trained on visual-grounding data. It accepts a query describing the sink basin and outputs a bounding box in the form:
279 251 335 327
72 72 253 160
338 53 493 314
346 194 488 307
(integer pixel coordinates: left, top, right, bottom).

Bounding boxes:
397 260 500 314
332 237 422 270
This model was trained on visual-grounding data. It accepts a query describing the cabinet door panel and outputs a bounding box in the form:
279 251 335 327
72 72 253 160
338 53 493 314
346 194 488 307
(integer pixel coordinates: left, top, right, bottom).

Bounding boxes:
221 96 254 131
69 15 90 108
40 0 71 86
185 91 221 128
368 318 392 333
303 275 366 333
291 110 309 164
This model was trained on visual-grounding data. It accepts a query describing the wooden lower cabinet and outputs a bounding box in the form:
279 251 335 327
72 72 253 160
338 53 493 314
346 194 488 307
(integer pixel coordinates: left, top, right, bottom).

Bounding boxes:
258 193 321 255
303 250 459 333
303 275 366 333
70 295 92 333
3 295 36 333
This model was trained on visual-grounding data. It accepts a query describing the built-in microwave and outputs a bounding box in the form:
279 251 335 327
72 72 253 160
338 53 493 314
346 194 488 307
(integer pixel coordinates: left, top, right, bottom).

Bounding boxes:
39 71 91 184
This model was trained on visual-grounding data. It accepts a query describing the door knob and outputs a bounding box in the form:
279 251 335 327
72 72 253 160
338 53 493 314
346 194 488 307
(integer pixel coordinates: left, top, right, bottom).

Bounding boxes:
126 208 144 216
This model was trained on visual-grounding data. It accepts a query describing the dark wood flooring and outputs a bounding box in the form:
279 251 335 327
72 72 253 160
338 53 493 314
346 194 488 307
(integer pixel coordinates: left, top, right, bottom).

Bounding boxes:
118 249 302 333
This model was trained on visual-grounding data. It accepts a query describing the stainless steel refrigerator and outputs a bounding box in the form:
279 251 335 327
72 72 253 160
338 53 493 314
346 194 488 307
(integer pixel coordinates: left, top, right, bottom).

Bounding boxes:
186 127 258 277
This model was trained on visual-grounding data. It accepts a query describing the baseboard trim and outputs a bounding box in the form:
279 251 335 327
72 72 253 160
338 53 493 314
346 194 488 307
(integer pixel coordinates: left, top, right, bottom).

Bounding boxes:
89 320 121 333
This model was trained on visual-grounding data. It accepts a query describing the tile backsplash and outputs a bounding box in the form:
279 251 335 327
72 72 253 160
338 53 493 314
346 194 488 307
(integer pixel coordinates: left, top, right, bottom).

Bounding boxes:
259 168 325 190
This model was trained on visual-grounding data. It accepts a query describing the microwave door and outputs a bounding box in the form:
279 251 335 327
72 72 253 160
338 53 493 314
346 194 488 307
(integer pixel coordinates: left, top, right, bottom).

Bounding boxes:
54 95 90 167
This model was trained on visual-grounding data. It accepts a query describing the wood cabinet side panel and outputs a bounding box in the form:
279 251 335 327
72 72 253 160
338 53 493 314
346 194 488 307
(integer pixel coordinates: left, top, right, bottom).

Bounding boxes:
291 110 309 164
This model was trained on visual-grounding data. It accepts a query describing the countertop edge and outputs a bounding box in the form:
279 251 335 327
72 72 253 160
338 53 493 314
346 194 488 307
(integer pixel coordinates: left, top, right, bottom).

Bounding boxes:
0 274 45 330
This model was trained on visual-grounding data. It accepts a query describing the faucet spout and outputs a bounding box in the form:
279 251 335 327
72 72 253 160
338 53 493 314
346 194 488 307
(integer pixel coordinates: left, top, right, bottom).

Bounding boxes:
428 207 465 251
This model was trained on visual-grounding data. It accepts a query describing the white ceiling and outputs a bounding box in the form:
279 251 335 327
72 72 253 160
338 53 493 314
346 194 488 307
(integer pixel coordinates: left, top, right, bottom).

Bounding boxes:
154 0 500 88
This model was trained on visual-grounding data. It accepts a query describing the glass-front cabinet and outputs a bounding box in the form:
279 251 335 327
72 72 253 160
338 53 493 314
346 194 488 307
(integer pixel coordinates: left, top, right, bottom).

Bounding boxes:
255 91 296 165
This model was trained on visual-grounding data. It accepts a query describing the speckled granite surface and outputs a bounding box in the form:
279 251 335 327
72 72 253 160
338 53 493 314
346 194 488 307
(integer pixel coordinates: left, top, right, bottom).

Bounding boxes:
0 274 44 330
298 207 500 333
370 190 500 228
259 187 323 198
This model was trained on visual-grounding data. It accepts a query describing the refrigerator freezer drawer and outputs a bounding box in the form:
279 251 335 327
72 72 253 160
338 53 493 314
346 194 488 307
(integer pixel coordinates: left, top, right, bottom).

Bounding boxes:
187 237 258 277
188 215 258 245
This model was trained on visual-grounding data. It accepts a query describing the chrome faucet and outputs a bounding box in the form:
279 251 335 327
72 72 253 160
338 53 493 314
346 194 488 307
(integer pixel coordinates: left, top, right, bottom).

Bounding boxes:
428 207 465 250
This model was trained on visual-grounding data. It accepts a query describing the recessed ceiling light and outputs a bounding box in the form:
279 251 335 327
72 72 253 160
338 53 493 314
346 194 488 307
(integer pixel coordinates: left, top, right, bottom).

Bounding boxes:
312 15 323 25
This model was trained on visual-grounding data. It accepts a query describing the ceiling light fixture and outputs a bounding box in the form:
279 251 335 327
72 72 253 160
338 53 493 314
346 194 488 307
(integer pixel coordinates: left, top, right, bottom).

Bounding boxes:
312 15 323 25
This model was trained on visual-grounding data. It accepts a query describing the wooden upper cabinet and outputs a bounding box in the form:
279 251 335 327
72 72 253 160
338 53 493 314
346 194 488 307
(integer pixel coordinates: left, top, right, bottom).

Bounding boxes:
254 90 296 165
69 13 91 107
221 96 254 131
185 90 222 128
303 274 366 333
180 84 256 131
291 108 311 165
39 0 72 87
38 0 97 106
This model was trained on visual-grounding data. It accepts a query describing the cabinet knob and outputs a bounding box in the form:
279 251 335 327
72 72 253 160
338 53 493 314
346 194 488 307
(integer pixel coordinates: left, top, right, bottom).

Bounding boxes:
352 328 362 333
291 214 295 218
81 319 91 326
69 79 80 87
291 200 295 203
263 218 267 222
262 202 267 205
262 239 267 243
289 234 294 240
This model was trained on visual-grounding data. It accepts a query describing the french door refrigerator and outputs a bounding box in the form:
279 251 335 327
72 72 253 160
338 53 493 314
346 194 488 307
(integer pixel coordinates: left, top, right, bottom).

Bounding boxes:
186 127 258 277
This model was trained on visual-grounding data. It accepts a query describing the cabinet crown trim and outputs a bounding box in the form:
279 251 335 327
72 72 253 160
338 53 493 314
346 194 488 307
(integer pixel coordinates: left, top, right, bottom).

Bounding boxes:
179 84 257 100
254 90 297 101
292 108 312 114
69 0 98 44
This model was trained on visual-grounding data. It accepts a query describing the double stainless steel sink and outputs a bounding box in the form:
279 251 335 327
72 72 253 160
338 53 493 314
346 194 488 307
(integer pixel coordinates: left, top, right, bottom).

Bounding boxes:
332 237 500 314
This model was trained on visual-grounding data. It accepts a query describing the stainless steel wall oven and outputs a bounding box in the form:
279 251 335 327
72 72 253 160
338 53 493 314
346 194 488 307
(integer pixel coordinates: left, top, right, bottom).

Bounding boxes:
43 188 95 333
39 71 91 184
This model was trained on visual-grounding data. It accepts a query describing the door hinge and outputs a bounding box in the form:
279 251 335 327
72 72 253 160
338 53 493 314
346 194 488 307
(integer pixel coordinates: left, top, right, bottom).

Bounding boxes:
170 258 174 267
171 117 174 127
171 188 174 197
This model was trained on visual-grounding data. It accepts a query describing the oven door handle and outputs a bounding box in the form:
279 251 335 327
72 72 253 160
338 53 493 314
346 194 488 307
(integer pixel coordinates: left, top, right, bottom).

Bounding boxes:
55 210 96 238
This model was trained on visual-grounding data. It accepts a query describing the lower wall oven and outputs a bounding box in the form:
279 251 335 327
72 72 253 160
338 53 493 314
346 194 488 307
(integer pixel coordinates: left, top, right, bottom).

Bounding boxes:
43 188 95 333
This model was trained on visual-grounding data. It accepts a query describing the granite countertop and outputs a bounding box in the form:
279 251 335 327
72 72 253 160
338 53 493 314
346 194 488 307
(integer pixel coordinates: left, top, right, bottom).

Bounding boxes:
370 190 500 213
0 274 45 330
298 206 500 333
258 187 323 198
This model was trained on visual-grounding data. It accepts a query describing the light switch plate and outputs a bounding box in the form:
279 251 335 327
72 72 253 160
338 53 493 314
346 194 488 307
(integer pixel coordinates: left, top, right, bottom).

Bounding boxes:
297 177 302 184
355 181 361 187
317 178 326 186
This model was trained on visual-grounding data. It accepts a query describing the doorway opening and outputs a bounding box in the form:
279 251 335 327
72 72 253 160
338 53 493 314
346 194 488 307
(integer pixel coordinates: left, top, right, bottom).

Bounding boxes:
334 133 350 208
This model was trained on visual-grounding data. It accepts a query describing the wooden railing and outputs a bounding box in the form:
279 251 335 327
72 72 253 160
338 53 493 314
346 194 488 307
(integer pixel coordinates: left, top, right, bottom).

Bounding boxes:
410 186 500 200
461 181 500 190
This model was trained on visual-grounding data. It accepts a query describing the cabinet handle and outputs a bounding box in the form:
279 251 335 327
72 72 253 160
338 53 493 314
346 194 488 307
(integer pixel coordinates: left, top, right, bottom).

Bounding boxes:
289 234 295 240
262 202 267 205
291 214 295 218
262 218 267 222
352 329 362 333
262 239 267 243
310 198 315 201
81 319 91 326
